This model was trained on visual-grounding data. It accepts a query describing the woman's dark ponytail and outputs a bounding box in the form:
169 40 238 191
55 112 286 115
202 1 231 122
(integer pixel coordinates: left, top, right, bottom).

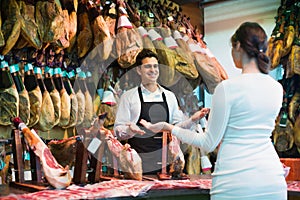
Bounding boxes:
231 22 270 74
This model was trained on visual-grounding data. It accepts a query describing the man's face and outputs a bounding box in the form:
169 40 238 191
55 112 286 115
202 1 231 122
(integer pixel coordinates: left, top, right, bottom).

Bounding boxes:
137 57 159 84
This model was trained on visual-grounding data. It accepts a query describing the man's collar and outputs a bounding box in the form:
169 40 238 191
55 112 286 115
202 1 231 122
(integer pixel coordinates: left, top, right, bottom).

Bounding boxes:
140 83 162 94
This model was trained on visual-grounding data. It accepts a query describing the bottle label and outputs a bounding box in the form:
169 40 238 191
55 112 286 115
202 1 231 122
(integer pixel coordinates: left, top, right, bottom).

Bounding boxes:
9 64 20 73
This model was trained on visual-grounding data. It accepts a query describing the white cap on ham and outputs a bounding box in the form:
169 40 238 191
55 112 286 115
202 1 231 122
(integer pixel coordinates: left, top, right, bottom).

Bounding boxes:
164 36 178 49
102 90 117 106
188 43 203 53
182 35 189 42
173 30 183 40
201 156 212 171
203 47 215 58
137 26 148 37
117 15 133 29
148 29 163 41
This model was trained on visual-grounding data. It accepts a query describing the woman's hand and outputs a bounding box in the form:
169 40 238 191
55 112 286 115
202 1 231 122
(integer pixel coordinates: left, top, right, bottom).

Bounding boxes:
139 119 174 133
190 108 210 122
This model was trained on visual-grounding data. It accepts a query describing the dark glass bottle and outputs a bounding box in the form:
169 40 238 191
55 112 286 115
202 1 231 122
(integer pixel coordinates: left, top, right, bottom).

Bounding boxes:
9 64 24 92
0 60 14 89
23 63 38 92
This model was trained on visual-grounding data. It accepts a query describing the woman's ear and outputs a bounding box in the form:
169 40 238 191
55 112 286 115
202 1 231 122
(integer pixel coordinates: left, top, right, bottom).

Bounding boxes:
235 41 241 51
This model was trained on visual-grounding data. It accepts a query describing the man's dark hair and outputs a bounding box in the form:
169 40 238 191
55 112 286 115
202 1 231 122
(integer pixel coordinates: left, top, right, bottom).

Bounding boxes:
135 49 159 66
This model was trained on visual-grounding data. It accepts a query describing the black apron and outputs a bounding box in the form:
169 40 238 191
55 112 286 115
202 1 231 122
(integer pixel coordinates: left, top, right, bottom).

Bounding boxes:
128 87 169 175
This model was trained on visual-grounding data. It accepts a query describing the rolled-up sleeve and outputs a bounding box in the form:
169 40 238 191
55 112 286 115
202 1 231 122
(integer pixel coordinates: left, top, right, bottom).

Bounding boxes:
114 90 139 140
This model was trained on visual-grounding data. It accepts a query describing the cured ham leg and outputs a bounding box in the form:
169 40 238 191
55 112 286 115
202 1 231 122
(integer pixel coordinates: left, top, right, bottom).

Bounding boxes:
294 114 300 154
272 117 294 152
91 115 142 180
0 0 22 55
10 63 30 126
48 135 80 168
89 2 113 61
104 128 142 181
76 2 93 58
0 62 19 126
115 2 143 68
12 117 72 189
167 133 185 178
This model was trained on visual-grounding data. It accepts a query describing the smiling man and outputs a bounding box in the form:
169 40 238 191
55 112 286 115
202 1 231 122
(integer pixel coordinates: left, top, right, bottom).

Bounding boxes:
114 49 188 175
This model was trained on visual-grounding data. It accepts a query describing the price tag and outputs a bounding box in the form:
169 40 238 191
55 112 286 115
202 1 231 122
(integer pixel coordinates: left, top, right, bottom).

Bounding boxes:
87 137 102 154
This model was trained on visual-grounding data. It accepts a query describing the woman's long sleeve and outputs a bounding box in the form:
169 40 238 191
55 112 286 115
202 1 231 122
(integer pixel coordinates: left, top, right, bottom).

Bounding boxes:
172 83 230 153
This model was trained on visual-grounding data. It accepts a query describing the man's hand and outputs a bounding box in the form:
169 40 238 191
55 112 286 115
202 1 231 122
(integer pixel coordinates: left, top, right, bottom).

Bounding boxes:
139 120 173 133
190 108 210 122
126 122 146 135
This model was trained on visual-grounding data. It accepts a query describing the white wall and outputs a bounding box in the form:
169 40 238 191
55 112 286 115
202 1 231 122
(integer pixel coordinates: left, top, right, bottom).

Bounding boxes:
202 0 281 106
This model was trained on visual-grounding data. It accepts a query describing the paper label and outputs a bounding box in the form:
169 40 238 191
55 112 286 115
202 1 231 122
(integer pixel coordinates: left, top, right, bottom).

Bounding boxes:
87 137 102 154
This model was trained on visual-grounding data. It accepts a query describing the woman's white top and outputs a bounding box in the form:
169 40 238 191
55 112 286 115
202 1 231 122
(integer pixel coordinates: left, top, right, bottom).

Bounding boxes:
172 73 287 199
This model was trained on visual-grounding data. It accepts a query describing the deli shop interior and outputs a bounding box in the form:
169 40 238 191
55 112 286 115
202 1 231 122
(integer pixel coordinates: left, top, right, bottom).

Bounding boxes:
0 0 300 199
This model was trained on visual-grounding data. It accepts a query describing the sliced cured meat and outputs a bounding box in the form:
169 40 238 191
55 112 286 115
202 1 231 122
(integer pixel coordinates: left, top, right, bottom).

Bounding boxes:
48 135 80 168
